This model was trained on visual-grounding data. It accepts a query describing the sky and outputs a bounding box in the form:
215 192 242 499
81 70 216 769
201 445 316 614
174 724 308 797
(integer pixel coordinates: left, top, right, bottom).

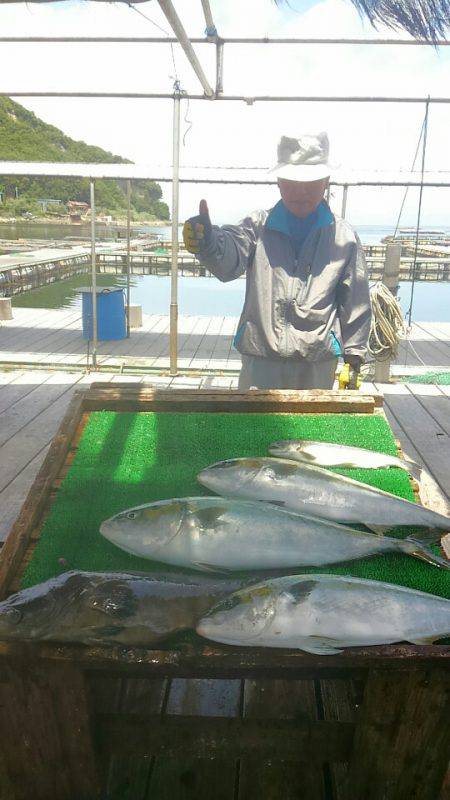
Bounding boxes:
0 0 450 226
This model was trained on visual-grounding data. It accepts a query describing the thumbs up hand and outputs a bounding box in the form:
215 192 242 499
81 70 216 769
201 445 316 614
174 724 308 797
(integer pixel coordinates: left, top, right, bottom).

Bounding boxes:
183 200 213 254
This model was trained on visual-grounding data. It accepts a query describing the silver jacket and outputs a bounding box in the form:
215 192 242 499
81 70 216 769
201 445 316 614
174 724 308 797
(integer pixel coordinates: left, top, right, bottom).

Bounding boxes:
198 208 372 362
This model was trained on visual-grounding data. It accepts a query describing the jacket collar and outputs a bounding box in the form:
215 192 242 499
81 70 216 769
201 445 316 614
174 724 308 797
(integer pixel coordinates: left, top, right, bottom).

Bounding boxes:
265 199 334 236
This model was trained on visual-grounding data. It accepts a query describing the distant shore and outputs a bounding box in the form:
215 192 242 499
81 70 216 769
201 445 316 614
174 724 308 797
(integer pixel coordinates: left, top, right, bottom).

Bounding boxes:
0 216 170 228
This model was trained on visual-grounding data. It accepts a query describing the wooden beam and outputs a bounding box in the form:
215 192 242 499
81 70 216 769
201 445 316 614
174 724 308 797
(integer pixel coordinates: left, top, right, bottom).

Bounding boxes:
96 713 353 761
0 660 99 800
346 667 450 800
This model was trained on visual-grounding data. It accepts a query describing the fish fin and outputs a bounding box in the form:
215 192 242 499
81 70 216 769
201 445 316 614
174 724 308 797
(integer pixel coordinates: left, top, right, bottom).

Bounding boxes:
193 561 234 574
404 536 450 570
398 458 422 481
364 523 393 536
285 580 319 603
301 637 344 655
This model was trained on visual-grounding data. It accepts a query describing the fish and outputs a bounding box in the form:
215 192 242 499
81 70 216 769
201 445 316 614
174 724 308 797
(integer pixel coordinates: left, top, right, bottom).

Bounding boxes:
196 574 450 653
269 439 422 480
0 570 258 647
100 496 449 571
197 457 450 536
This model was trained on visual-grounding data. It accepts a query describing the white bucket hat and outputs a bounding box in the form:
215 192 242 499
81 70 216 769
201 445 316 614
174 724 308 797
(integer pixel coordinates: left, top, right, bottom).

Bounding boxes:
269 132 331 181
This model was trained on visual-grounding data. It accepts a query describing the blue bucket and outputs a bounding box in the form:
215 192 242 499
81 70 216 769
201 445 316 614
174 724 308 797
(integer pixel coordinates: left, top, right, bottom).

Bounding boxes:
81 288 126 341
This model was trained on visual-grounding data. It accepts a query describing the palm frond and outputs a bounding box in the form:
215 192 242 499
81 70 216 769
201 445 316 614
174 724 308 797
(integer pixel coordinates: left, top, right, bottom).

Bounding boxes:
273 0 450 42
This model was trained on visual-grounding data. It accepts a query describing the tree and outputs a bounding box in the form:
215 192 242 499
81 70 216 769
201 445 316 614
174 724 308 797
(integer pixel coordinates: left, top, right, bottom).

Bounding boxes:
274 0 450 41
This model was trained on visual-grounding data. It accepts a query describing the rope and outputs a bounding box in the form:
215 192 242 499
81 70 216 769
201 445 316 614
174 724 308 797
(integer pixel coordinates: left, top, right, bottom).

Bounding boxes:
368 282 405 361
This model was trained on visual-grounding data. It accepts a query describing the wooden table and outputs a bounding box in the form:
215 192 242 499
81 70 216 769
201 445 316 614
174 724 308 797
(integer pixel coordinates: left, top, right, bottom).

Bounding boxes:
0 386 448 800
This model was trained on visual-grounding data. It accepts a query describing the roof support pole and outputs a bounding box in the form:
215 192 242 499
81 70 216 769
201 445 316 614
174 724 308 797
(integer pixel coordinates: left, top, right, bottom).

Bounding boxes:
126 179 131 338
341 184 348 218
407 98 430 328
90 179 98 370
156 0 214 97
201 0 217 37
170 88 181 376
216 40 224 95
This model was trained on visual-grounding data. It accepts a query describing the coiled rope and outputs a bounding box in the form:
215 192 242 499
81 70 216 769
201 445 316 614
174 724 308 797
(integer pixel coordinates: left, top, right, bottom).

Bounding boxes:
368 282 405 361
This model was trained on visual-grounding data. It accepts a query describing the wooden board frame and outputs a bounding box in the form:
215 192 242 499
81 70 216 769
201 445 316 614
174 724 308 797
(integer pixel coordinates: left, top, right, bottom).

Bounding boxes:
0 384 448 800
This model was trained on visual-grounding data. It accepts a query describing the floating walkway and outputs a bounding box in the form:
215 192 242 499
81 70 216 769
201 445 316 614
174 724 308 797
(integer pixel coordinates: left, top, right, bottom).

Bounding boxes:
1 307 450 374
1 243 450 296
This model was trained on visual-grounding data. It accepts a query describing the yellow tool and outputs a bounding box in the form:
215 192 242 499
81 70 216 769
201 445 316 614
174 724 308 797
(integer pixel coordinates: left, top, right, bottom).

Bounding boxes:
338 362 362 391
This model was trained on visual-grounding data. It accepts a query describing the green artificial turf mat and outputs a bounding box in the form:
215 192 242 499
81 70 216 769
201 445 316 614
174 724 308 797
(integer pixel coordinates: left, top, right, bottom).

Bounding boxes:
21 411 449 600
400 372 450 385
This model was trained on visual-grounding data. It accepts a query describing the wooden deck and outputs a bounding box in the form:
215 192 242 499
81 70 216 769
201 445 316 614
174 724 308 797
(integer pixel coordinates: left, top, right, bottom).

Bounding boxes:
2 308 450 373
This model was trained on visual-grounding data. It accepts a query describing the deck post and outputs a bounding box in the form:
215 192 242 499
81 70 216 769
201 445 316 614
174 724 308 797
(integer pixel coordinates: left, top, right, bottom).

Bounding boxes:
374 242 401 383
170 86 181 376
90 179 98 369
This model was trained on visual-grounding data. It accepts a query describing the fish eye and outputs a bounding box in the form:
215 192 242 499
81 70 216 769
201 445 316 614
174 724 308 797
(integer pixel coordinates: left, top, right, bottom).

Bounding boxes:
127 511 137 520
5 608 22 624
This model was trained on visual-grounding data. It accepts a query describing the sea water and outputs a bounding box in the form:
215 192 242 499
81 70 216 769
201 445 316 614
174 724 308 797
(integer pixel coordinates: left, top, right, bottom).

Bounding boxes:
3 223 450 322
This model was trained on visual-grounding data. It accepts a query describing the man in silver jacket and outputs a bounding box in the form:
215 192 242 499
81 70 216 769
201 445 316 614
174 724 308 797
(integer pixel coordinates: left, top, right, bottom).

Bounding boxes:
183 132 371 390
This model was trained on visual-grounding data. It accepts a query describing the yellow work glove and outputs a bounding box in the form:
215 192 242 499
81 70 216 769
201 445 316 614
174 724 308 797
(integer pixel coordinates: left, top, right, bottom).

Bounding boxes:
338 355 363 391
183 199 212 254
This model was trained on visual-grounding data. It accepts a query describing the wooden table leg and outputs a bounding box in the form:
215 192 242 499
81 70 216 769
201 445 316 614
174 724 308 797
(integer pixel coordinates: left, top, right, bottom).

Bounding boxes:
0 660 100 800
346 667 450 800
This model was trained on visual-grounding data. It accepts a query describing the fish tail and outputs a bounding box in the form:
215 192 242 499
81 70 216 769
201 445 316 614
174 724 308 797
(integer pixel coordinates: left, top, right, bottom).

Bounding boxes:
398 458 422 481
404 533 450 570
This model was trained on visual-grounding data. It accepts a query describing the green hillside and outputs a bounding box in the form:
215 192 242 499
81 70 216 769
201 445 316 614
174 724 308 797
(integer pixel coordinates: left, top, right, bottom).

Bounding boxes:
0 97 169 220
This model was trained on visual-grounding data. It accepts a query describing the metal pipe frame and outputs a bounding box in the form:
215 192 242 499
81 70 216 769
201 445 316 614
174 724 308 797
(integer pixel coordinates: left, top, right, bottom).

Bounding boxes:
201 0 217 38
341 184 348 219
126 179 131 338
156 0 214 97
1 36 450 46
89 180 98 370
170 91 181 376
3 91 450 104
216 40 224 95
0 162 449 187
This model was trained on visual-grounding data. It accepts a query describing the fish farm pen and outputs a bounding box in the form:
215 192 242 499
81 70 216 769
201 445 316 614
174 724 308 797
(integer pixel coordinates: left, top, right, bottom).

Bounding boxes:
0 385 448 800
1 242 450 298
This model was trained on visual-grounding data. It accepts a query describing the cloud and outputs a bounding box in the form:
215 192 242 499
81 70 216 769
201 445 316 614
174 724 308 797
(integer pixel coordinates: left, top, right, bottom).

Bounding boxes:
0 0 449 225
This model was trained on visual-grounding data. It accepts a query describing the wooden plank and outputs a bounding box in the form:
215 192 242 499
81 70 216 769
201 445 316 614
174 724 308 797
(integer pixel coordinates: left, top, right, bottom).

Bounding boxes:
0 371 82 448
149 678 240 800
96 714 353 761
346 668 450 800
0 390 84 597
0 370 25 387
1 639 446 677
319 679 360 800
0 444 50 542
238 680 325 800
378 382 450 500
106 678 168 800
83 386 379 414
0 660 99 800
0 382 84 493
406 382 450 436
0 370 53 413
